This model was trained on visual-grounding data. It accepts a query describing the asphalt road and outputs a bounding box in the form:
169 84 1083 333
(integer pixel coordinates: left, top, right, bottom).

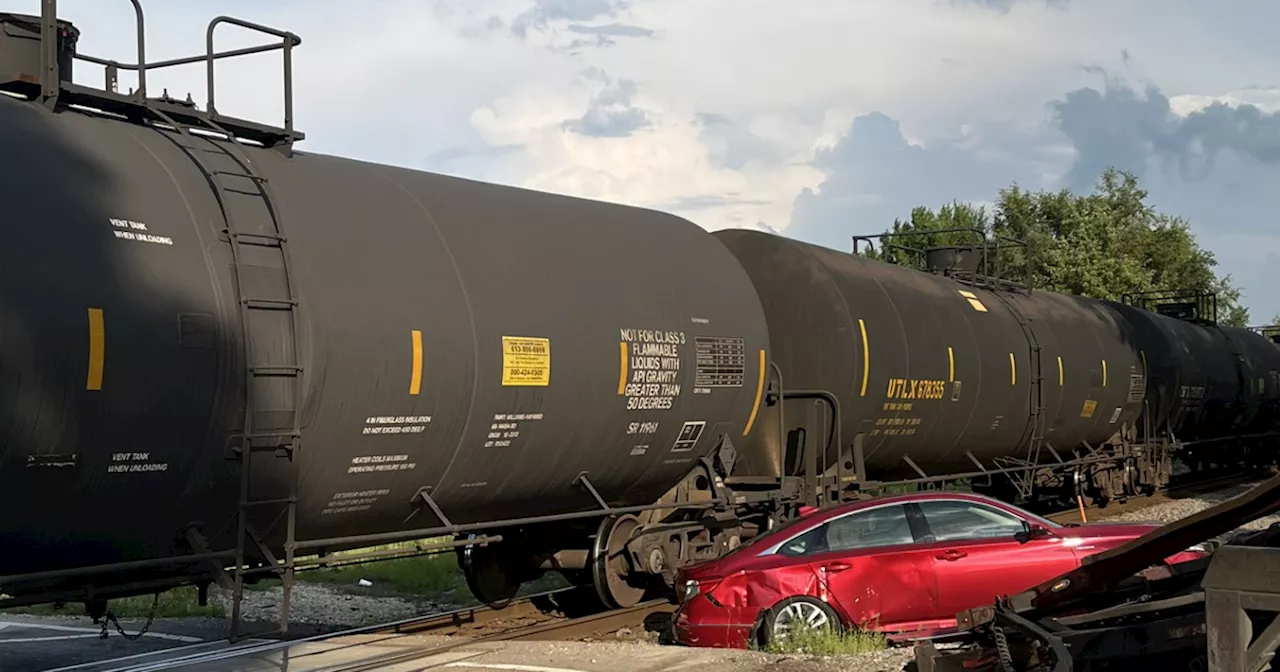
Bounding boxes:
0 614 328 672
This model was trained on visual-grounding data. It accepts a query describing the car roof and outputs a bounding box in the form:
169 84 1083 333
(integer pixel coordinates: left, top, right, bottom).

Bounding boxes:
808 490 1019 521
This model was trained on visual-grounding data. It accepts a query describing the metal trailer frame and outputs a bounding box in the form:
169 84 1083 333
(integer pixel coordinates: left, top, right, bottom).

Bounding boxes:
914 472 1280 672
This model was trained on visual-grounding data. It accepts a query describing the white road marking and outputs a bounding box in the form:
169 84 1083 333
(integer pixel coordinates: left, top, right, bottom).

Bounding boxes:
0 634 102 643
40 637 249 672
0 620 202 643
446 662 592 672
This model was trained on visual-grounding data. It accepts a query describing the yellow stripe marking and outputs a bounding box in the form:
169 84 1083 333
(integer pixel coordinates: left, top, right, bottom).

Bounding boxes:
744 349 766 435
1057 356 1064 386
947 346 955 382
958 290 988 312
1102 359 1108 387
86 308 104 391
409 330 424 395
1009 352 1016 386
617 342 628 395
858 319 869 397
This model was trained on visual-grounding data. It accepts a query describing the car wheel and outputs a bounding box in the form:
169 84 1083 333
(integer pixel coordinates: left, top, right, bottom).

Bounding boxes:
760 596 842 647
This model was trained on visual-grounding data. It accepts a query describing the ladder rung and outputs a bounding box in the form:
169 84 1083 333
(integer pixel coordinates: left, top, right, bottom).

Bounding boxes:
227 231 286 245
243 298 297 310
243 444 296 455
251 365 302 376
245 431 300 441
213 170 268 182
176 144 221 154
243 497 296 507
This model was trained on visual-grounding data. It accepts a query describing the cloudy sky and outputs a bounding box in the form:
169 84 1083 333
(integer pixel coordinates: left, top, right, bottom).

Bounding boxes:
33 0 1280 321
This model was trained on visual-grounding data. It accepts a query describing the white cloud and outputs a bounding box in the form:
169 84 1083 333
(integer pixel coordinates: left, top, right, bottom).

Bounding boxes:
1169 87 1280 117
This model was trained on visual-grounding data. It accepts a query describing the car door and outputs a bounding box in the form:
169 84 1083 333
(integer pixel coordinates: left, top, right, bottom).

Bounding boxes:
777 503 943 632
912 499 1082 619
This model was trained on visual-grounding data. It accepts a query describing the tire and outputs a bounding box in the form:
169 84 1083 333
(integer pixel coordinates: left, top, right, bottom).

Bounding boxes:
759 595 842 648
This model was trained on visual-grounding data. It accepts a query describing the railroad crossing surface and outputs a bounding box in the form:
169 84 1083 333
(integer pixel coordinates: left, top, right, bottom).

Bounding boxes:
6 625 916 672
0 615 282 672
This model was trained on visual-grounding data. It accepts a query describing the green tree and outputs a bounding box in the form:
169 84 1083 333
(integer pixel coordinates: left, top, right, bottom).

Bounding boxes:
859 168 1249 327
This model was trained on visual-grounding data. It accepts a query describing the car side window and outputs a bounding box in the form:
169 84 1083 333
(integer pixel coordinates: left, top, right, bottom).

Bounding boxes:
776 504 915 557
917 500 1026 542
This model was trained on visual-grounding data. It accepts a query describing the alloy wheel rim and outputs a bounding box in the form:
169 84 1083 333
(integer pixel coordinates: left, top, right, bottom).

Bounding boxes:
773 601 830 637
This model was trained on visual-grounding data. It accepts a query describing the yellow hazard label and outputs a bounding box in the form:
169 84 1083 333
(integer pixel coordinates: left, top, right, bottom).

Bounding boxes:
958 290 988 312
502 336 550 386
1080 399 1097 418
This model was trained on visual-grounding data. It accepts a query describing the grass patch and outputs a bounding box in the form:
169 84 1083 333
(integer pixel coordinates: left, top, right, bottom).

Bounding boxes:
257 538 571 605
294 545 472 599
0 586 225 619
0 538 573 617
763 622 888 656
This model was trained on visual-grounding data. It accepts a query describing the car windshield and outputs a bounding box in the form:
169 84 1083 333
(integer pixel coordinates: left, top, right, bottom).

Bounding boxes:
729 510 829 554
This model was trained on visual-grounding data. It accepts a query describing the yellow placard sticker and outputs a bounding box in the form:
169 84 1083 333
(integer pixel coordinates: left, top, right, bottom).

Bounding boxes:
502 336 550 386
957 290 988 312
1080 399 1097 418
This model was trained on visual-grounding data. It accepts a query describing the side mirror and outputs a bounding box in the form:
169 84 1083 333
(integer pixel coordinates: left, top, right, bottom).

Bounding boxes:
798 505 820 518
1016 523 1051 544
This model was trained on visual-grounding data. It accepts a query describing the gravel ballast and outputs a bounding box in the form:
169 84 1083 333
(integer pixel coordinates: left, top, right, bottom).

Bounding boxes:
208 581 459 628
1099 480 1280 542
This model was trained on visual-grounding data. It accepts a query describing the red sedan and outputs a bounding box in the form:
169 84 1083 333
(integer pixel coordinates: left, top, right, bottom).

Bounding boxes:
672 491 1209 649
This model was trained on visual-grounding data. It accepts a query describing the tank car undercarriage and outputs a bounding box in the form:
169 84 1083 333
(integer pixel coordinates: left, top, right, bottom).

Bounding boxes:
454 452 767 611
929 434 1177 510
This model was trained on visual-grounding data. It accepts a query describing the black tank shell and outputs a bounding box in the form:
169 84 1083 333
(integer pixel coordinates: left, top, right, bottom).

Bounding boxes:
713 230 1147 481
0 96 771 576
1102 303 1280 445
1224 326 1280 437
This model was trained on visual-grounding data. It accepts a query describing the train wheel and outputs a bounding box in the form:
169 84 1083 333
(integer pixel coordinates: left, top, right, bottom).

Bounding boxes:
459 536 520 609
591 514 648 609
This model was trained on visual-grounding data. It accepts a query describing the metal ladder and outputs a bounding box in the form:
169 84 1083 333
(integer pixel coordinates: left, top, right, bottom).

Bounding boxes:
148 107 304 641
992 293 1047 498
1017 321 1047 472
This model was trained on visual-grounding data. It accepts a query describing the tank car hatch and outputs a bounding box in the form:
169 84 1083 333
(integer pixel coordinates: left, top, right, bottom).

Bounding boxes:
0 12 78 91
924 244 985 275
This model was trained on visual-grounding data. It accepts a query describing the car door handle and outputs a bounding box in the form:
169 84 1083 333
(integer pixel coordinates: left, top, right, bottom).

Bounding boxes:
935 549 968 561
824 562 851 572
